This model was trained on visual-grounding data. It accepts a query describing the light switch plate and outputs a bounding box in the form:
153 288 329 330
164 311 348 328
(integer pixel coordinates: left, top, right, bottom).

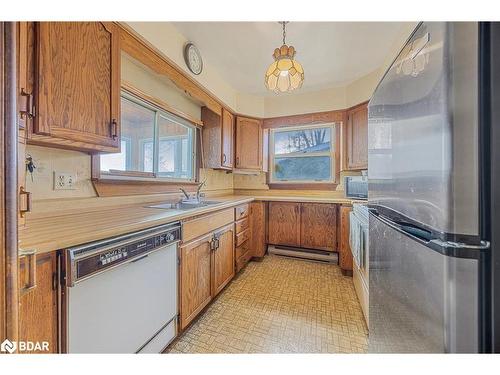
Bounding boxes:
53 171 76 190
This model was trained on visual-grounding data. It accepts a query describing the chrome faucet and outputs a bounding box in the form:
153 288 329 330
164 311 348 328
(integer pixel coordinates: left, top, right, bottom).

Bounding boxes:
196 180 206 201
179 187 190 200
179 179 206 203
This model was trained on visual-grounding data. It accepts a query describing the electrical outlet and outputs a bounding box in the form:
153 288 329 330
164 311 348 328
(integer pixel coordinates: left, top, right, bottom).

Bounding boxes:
53 172 77 190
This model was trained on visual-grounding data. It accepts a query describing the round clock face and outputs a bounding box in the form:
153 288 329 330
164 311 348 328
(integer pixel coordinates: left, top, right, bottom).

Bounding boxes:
184 43 203 75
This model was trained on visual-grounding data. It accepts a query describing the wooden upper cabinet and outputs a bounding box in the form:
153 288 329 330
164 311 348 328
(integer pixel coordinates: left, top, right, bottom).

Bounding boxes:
300 203 337 252
19 252 58 353
235 116 262 170
32 22 120 153
179 233 213 330
346 102 368 170
211 224 235 296
201 107 233 170
268 202 301 247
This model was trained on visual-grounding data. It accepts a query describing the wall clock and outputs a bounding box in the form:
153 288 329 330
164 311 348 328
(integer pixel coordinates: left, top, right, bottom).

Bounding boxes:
183 42 203 75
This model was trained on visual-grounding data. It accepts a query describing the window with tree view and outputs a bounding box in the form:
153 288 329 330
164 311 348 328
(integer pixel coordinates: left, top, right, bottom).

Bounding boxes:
100 93 196 181
270 124 336 184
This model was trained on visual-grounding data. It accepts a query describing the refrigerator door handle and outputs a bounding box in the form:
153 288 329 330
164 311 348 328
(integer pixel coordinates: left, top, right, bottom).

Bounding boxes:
370 210 433 244
371 210 489 261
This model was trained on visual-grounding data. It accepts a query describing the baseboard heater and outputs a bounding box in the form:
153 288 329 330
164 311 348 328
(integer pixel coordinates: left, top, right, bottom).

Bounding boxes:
268 245 338 263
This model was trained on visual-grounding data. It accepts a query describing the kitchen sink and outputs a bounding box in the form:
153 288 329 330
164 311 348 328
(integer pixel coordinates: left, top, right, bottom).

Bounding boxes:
146 200 222 210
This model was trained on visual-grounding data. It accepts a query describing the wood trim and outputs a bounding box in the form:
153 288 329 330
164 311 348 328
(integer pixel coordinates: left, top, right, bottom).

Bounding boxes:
121 80 203 127
346 100 369 111
118 23 222 115
262 110 345 129
106 170 155 178
0 21 5 342
2 22 19 343
268 183 339 190
92 178 199 197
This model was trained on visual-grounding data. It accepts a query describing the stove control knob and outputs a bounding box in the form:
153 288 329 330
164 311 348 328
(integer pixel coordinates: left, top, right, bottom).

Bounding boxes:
167 233 175 242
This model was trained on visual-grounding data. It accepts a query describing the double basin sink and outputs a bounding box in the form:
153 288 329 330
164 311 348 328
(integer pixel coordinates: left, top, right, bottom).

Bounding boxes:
146 200 223 211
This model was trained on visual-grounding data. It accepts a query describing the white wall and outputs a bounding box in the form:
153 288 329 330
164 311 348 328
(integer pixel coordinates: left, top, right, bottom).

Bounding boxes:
126 22 239 112
122 52 202 120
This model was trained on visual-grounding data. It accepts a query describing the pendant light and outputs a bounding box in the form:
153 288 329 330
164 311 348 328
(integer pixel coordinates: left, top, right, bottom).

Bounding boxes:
265 21 304 93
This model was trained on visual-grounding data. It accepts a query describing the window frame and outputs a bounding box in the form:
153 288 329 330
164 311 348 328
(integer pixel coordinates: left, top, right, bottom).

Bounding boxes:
268 122 339 187
99 90 198 183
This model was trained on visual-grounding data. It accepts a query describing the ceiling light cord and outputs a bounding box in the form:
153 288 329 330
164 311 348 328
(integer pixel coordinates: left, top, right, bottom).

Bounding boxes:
282 21 287 45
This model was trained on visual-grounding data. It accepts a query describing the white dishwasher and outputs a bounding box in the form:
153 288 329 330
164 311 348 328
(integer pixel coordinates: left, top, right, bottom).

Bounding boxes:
60 222 180 353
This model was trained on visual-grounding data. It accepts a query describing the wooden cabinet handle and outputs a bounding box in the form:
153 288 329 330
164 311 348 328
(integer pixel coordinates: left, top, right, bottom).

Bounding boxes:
19 186 32 217
19 248 37 295
222 153 227 163
236 156 240 166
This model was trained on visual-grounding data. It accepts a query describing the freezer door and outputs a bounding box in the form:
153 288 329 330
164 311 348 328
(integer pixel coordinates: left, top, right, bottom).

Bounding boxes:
368 22 479 238
369 213 480 353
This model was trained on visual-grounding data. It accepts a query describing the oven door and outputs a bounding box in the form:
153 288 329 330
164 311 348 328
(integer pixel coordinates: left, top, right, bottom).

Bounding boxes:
62 243 177 353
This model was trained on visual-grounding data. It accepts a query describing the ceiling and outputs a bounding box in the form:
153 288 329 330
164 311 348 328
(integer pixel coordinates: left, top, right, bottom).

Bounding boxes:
172 22 412 96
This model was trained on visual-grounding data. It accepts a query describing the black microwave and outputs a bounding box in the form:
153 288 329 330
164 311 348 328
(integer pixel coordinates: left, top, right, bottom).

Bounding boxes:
344 175 368 200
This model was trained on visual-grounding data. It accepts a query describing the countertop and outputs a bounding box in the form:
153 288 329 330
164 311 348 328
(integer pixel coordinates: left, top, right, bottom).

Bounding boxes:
19 194 361 255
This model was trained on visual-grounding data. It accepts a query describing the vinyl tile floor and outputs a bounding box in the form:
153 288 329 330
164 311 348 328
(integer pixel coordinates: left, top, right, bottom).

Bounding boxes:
166 254 368 353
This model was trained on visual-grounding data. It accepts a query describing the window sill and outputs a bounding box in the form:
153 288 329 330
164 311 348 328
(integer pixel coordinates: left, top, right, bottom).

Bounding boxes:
268 183 338 190
98 172 197 184
92 176 199 197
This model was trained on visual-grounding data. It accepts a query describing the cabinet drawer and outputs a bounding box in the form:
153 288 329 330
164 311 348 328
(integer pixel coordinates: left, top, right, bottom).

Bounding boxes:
182 208 234 243
235 241 249 259
235 204 249 220
235 228 250 247
235 217 249 233
235 250 252 273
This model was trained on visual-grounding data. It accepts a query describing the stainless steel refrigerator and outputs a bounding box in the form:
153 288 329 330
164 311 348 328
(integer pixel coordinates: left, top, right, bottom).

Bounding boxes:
368 22 500 353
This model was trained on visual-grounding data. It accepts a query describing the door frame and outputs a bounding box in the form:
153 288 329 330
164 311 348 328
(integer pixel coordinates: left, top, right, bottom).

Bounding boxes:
1 21 19 344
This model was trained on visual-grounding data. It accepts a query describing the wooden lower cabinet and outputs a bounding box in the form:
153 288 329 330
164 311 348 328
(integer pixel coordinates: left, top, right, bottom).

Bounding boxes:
268 202 301 247
19 252 58 353
339 205 354 275
179 223 235 330
212 224 235 296
300 203 336 251
179 233 213 330
268 201 337 252
249 201 267 258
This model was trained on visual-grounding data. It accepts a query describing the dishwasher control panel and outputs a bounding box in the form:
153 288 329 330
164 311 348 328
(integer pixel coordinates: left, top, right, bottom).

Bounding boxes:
65 222 181 285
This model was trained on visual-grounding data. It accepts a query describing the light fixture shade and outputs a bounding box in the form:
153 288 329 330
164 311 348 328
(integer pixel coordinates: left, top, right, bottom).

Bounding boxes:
265 44 304 93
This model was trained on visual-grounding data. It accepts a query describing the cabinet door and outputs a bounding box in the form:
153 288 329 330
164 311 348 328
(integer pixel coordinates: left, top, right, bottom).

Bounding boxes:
19 252 58 353
300 203 337 251
347 103 368 170
221 109 234 168
179 233 213 330
235 116 262 170
34 22 120 152
249 201 267 258
212 224 235 296
339 205 354 275
268 202 301 247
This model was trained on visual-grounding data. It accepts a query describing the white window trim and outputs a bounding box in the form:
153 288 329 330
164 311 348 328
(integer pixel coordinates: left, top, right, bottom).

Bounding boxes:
269 123 336 184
